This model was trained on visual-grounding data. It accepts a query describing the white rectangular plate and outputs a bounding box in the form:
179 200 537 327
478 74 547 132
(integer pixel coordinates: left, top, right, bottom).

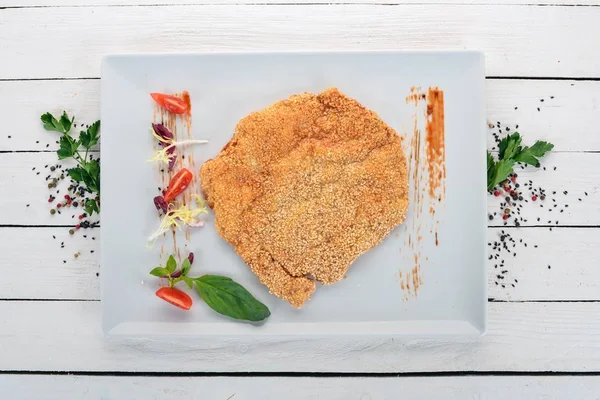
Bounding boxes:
101 51 486 336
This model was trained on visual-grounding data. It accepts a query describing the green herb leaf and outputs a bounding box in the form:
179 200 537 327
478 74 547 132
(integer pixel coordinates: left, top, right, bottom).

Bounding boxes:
182 276 194 289
513 151 539 167
488 132 553 190
79 121 100 149
81 169 99 193
491 159 516 190
87 121 100 147
59 112 73 134
68 167 86 182
149 267 169 277
57 136 75 159
84 198 99 216
84 159 100 180
166 255 177 274
41 112 63 133
514 140 554 167
181 258 191 276
487 151 496 190
527 141 554 157
498 132 522 160
194 275 270 321
79 130 91 149
40 112 101 214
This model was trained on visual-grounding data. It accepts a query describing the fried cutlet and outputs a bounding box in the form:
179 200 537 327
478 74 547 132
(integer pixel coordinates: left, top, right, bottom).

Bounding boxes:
200 88 409 307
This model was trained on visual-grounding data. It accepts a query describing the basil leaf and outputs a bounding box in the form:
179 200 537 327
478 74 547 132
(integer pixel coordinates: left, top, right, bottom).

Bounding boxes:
166 255 177 274
182 276 194 289
149 267 169 277
181 258 191 276
194 275 270 322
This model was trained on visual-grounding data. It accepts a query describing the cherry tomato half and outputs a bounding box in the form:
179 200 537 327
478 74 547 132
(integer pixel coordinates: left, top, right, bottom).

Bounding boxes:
150 93 189 114
156 287 192 310
163 168 193 203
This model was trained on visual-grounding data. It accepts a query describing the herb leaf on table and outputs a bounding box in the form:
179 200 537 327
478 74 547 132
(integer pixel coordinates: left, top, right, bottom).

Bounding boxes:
40 111 101 215
487 132 553 190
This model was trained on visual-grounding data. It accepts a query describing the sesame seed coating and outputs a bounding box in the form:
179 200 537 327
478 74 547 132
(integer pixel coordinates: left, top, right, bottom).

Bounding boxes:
200 88 409 307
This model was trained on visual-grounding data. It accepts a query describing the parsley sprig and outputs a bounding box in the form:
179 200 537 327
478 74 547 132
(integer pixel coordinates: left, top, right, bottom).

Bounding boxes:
41 111 101 215
487 132 553 190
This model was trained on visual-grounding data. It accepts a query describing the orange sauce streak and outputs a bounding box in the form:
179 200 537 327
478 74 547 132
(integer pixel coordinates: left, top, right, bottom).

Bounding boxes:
399 86 446 299
425 87 446 204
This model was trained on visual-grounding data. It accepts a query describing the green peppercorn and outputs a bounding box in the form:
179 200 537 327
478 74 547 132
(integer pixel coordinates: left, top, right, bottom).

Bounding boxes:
50 209 56 215
69 229 75 235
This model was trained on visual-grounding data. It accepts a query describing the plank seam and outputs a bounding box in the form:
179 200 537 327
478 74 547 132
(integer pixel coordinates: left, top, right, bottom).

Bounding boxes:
0 371 599 377
2 76 600 82
1 3 599 11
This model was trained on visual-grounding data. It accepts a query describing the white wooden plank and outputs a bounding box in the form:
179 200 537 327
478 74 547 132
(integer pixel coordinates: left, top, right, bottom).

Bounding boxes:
485 151 600 226
3 79 600 152
0 301 599 372
485 79 600 152
1 375 600 400
0 228 99 300
1 152 597 226
1 227 599 301
0 80 100 152
1 5 599 79
2 0 599 6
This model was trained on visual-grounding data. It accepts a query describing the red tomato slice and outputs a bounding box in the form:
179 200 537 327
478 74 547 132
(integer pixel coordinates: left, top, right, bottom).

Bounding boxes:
150 93 189 114
164 168 193 202
156 287 192 310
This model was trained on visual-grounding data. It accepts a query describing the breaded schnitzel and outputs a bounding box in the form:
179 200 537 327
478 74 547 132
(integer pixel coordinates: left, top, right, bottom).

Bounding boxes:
200 88 409 307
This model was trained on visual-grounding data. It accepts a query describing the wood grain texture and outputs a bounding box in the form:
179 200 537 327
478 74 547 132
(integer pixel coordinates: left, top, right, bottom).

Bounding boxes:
0 227 598 301
1 375 600 400
1 301 600 372
3 0 600 6
2 79 600 152
1 5 599 79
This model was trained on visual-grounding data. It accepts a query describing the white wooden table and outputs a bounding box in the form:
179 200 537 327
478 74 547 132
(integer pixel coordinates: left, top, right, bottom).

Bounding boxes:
1 0 600 398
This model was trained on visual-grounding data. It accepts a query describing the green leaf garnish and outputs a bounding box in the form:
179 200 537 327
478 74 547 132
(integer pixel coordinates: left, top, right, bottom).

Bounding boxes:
194 275 271 322
149 267 169 277
487 132 553 190
181 258 191 276
166 255 177 274
41 111 101 214
84 198 99 216
148 255 271 322
182 276 194 289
